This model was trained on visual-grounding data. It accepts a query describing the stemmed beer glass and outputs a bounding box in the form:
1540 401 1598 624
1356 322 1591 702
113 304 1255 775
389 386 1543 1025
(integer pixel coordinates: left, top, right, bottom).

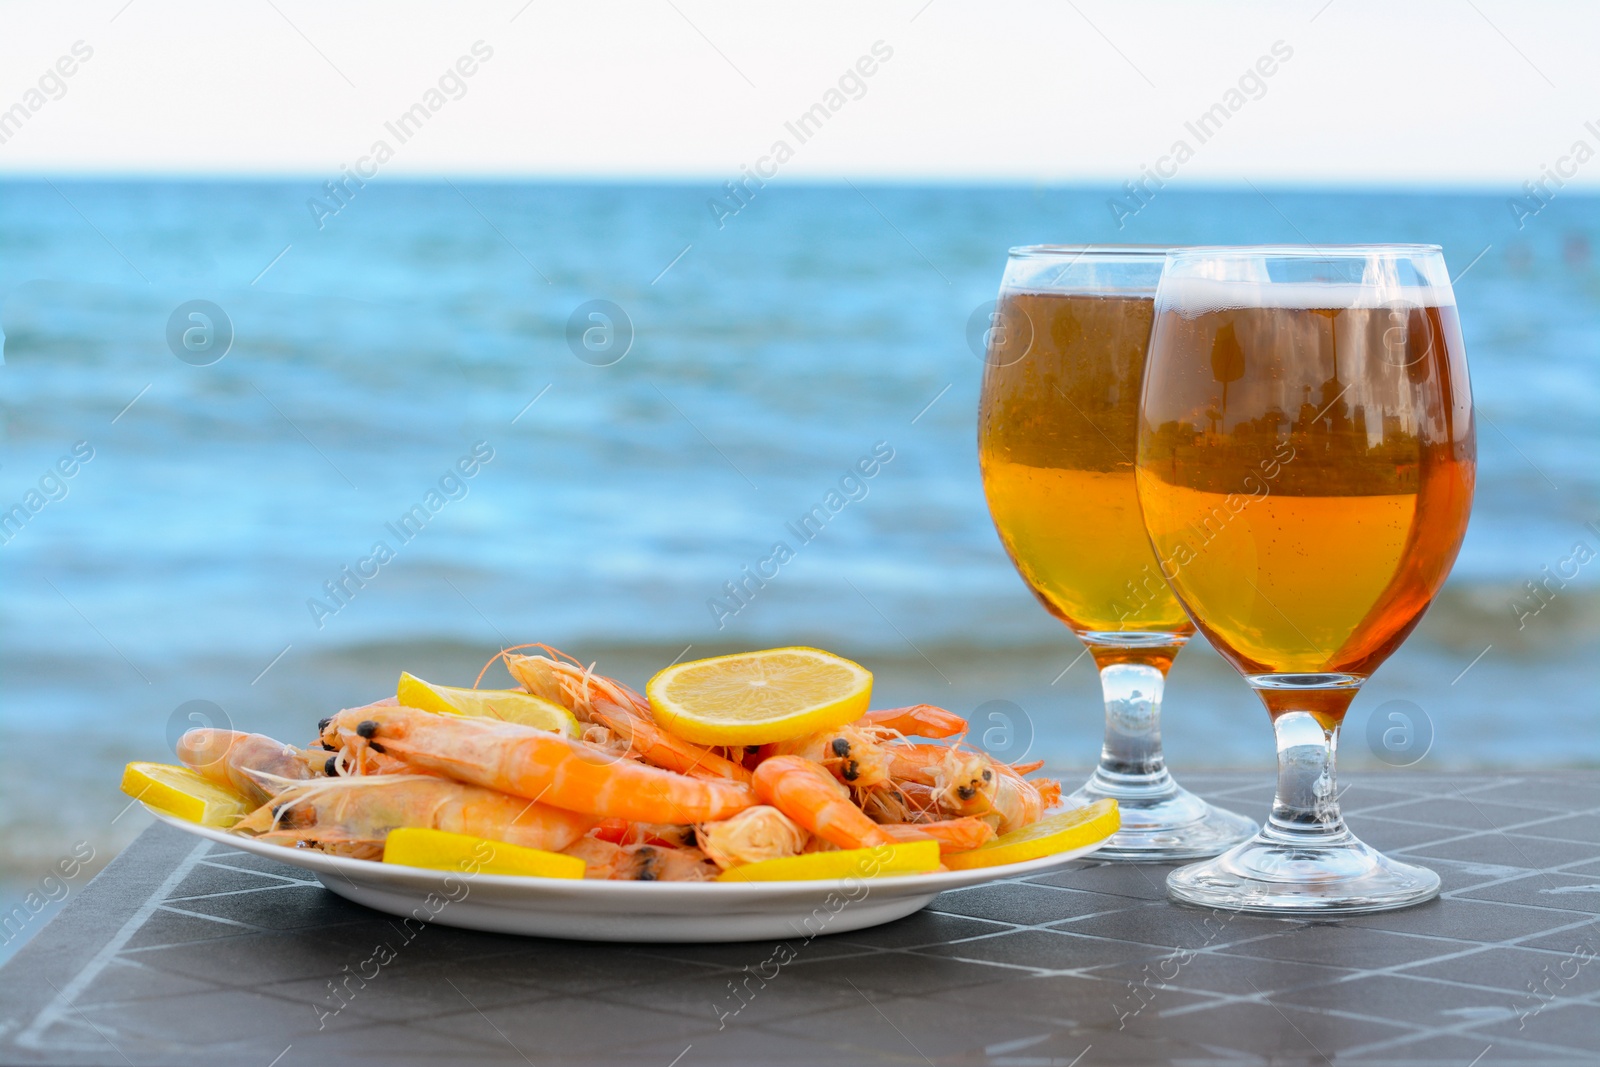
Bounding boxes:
979 246 1257 861
1137 245 1475 912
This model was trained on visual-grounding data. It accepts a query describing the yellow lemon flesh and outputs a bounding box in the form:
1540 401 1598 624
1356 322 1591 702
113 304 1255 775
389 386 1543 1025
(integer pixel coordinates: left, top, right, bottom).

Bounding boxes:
717 840 939 882
397 672 580 737
646 647 872 746
382 827 586 879
943 800 1120 871
120 762 253 828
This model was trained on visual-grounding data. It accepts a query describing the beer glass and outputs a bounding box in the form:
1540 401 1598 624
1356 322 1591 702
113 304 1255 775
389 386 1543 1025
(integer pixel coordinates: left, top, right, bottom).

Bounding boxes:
979 246 1256 861
1138 245 1474 913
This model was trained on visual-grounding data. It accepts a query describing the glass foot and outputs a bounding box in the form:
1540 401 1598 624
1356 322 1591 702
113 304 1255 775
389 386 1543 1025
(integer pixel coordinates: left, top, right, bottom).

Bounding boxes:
1070 777 1256 862
1166 828 1441 915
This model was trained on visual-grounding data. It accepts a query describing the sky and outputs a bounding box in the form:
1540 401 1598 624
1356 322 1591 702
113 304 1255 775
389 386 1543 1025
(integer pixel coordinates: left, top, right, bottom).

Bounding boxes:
0 0 1597 189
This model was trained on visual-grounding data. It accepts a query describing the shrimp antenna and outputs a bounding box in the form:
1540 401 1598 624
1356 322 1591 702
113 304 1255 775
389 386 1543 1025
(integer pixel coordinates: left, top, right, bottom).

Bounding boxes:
473 643 583 689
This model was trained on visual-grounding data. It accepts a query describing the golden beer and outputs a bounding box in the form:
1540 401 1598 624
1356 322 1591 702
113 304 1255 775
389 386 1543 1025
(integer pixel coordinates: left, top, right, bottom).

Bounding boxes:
1138 302 1475 717
979 291 1192 636
1144 246 1476 915
975 246 1256 863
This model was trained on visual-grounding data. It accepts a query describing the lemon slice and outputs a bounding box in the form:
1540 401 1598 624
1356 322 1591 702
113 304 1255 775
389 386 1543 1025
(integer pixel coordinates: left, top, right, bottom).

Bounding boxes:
716 839 939 882
397 672 580 737
943 800 1120 871
646 647 872 746
382 827 586 879
120 762 253 828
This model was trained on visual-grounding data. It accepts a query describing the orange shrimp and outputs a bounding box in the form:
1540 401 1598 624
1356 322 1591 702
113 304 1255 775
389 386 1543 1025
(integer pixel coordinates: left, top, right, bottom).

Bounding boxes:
325 705 755 823
879 817 996 853
234 775 596 853
885 744 1044 833
500 648 649 720
772 724 892 788
983 762 1045 833
885 743 996 814
177 729 321 806
752 756 896 850
562 836 719 881
589 699 753 784
697 805 807 869
859 705 967 739
501 651 751 783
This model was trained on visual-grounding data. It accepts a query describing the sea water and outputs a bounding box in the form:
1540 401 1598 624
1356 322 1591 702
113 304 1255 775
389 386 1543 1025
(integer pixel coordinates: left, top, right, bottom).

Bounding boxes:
0 182 1595 943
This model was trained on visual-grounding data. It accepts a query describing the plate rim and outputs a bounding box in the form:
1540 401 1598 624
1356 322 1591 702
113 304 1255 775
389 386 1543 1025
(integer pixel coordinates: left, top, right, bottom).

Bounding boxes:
146 805 1107 895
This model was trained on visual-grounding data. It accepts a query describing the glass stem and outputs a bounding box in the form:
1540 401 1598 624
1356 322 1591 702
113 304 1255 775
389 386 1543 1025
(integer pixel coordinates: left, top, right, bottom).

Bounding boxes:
1089 661 1174 795
1266 711 1348 842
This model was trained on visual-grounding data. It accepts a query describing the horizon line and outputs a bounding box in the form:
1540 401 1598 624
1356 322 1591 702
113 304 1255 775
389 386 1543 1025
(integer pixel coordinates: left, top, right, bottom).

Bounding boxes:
0 173 1590 197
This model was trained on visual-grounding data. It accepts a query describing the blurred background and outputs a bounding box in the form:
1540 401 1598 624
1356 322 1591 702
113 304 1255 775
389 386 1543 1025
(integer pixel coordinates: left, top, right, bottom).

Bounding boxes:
2 1 1596 958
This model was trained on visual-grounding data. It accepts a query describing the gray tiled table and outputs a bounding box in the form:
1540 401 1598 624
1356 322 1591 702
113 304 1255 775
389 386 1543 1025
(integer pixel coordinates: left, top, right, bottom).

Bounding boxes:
3 774 1598 1066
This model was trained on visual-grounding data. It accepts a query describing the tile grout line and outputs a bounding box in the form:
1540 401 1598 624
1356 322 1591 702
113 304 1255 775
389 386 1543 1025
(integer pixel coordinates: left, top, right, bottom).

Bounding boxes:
15 839 211 1050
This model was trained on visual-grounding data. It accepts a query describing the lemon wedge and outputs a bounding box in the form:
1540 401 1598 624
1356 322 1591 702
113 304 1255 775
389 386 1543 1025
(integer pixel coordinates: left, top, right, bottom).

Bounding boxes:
717 839 939 882
943 800 1120 870
397 672 580 737
120 762 253 828
646 647 872 746
382 827 586 879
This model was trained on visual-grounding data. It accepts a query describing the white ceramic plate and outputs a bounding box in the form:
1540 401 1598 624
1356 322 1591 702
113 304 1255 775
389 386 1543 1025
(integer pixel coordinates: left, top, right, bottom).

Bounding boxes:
149 807 1108 942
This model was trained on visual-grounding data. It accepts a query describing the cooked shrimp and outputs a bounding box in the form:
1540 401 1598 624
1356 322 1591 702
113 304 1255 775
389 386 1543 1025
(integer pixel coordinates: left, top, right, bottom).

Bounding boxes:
234 775 595 853
697 805 807 869
501 648 649 720
885 743 996 815
982 762 1045 834
325 705 755 823
313 698 423 777
752 755 895 850
772 724 892 788
562 836 719 881
500 651 751 783
879 817 995 853
859 705 967 739
885 745 1045 833
176 729 321 805
590 699 752 784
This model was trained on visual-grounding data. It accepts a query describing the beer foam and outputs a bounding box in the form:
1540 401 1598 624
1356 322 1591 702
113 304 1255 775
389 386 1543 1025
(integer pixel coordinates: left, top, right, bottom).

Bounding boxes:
1010 284 1157 298
1159 278 1456 314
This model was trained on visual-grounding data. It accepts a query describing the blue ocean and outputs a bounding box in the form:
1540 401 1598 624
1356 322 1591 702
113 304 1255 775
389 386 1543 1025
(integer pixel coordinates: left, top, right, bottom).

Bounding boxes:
1 181 1596 942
